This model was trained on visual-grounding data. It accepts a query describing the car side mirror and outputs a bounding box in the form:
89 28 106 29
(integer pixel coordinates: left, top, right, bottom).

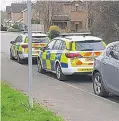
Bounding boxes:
10 41 15 44
41 47 46 52
110 50 114 56
110 50 118 59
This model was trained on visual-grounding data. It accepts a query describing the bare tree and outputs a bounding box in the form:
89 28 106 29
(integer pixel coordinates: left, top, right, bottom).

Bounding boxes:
33 1 63 31
88 1 119 43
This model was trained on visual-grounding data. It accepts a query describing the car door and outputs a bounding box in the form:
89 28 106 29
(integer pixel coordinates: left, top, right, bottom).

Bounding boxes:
50 39 65 71
101 44 119 93
112 44 119 93
11 36 22 58
41 40 56 69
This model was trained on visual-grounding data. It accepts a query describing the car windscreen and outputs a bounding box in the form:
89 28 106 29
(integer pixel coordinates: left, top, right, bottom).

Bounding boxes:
32 36 49 43
75 40 105 51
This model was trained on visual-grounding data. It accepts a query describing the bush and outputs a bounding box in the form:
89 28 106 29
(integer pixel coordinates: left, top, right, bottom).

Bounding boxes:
48 25 60 40
12 24 20 30
32 19 40 24
7 28 20 32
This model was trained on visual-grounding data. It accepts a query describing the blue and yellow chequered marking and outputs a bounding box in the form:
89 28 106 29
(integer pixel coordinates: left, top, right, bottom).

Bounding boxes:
40 50 68 71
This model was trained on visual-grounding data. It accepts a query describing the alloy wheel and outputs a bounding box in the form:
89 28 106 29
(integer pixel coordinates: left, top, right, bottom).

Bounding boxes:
56 65 61 79
94 75 102 95
37 60 41 72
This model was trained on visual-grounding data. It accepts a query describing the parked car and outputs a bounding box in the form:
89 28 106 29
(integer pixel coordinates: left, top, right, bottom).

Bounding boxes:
10 32 50 64
37 34 106 81
1 24 7 31
92 41 119 97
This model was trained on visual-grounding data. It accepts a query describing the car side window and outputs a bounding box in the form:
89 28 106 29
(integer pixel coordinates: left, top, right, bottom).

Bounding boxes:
53 40 62 50
25 37 28 43
114 44 119 60
46 40 56 50
106 46 112 57
15 36 23 43
106 44 119 60
59 41 66 50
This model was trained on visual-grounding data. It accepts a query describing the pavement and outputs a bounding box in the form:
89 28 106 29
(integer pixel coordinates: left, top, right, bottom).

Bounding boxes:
1 32 119 121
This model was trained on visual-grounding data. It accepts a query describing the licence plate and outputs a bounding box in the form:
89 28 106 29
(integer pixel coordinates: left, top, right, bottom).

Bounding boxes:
77 68 93 72
85 58 93 61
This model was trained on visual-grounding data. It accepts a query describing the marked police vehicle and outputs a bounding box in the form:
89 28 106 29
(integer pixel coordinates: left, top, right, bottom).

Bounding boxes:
37 33 106 81
10 31 50 64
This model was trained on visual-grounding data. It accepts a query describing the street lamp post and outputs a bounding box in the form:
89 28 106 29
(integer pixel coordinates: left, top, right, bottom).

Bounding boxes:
27 0 33 108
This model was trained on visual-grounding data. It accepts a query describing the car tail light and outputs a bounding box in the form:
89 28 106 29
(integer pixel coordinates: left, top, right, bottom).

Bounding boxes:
65 53 82 58
21 44 28 48
88 63 93 65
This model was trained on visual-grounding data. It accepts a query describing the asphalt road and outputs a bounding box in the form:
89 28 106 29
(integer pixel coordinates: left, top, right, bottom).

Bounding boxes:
1 32 119 121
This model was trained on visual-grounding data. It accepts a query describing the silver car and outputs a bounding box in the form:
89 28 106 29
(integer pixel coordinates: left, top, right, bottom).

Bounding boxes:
92 41 119 97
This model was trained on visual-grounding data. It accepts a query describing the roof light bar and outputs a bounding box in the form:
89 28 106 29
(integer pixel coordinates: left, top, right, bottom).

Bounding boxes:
22 31 42 34
59 32 91 37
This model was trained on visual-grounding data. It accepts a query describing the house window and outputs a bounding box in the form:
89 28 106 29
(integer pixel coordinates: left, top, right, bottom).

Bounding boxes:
53 22 67 29
75 4 79 11
75 24 78 32
79 21 83 29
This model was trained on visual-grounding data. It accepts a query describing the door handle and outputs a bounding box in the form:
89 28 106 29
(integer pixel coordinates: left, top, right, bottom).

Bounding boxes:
103 61 107 65
117 67 119 70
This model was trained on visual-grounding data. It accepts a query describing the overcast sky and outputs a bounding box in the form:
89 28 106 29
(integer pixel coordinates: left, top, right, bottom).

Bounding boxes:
0 0 86 11
0 0 24 10
0 0 37 11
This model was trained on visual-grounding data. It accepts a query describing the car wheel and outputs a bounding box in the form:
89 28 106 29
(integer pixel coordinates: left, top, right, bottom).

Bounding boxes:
93 72 109 97
17 53 24 64
56 63 66 81
10 50 14 60
37 58 45 73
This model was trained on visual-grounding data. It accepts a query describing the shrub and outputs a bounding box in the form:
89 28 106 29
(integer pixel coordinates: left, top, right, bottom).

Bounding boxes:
12 24 20 30
7 28 20 32
48 25 60 40
32 19 40 24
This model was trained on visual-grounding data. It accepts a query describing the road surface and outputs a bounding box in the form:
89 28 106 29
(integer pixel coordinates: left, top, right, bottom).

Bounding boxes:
1 32 119 121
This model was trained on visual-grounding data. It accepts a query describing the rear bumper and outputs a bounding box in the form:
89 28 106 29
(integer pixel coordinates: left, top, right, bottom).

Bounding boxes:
62 67 93 75
19 54 37 60
19 54 28 59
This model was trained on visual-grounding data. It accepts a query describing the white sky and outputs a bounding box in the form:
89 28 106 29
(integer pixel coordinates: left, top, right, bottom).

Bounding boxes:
0 0 107 11
0 0 24 11
0 0 38 11
0 0 74 10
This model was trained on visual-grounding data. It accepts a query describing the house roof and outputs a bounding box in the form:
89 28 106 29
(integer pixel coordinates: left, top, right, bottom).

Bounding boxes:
11 3 27 13
22 8 27 12
6 3 27 13
52 15 70 21
6 6 12 13
16 18 23 23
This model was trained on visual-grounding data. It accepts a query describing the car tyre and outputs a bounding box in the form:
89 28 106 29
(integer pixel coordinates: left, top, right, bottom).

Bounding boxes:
17 53 24 64
56 63 66 81
10 50 14 60
37 58 45 73
93 72 109 97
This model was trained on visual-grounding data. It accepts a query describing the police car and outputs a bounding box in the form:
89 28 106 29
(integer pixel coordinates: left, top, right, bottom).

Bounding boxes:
10 32 50 64
37 33 106 81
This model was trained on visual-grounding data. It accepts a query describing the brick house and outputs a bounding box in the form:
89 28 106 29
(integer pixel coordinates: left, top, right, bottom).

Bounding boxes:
32 0 89 32
51 1 89 32
22 9 28 25
6 3 27 24
5 1 89 32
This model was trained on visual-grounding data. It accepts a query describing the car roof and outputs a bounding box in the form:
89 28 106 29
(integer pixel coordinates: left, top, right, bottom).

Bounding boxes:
106 41 119 48
21 33 48 37
55 36 102 42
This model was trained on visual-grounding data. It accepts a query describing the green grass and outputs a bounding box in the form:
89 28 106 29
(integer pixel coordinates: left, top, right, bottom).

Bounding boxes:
1 83 64 121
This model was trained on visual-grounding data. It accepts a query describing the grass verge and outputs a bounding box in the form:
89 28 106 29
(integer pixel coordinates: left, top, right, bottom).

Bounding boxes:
1 82 64 121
